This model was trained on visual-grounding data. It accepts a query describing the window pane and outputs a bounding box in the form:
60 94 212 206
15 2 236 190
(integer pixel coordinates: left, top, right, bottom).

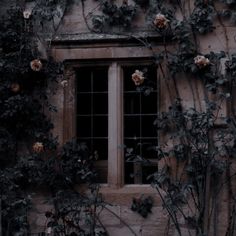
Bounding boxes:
77 94 91 114
95 161 108 183
80 139 92 152
141 92 158 114
76 67 108 183
77 116 91 137
142 165 158 184
124 116 140 138
93 93 108 114
77 69 91 92
123 65 158 184
93 138 108 160
139 138 158 158
125 162 134 184
93 68 108 92
141 115 157 137
124 93 140 114
93 116 108 137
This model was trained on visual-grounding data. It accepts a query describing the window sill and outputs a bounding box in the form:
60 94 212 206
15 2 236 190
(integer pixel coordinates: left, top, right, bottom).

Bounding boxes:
80 184 161 206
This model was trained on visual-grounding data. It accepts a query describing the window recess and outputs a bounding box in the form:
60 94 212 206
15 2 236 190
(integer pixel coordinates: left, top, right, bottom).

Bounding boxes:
76 67 108 183
123 65 158 184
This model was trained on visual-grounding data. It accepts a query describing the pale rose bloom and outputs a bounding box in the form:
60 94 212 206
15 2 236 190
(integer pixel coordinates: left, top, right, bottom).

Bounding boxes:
153 13 169 29
11 83 20 93
61 80 68 87
132 70 145 86
30 59 43 72
46 227 52 234
194 55 210 68
32 142 44 153
23 10 31 19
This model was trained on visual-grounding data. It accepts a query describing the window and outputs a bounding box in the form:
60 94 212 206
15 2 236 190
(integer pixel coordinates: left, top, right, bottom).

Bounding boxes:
77 67 108 183
66 61 159 187
123 66 158 184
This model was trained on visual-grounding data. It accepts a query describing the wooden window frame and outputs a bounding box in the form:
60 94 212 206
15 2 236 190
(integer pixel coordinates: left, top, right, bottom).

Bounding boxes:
63 60 159 188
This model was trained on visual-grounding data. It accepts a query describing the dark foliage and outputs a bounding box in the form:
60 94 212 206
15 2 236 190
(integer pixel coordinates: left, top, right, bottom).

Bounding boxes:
131 196 153 218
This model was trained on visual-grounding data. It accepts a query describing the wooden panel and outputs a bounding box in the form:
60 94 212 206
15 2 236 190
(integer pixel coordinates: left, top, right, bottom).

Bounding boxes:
63 67 77 143
108 62 124 188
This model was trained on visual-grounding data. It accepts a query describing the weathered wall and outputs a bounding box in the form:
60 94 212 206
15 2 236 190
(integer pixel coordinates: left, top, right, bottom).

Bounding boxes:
2 0 236 235
30 0 236 235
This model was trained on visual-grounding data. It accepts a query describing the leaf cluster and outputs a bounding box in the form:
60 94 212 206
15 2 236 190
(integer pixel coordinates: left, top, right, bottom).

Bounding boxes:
131 196 153 218
92 0 137 30
44 189 107 236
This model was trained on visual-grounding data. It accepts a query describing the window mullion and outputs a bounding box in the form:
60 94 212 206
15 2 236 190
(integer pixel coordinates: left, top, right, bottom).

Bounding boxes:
108 62 124 188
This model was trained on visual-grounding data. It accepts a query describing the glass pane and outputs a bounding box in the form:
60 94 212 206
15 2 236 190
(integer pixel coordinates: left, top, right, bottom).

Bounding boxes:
123 65 158 184
142 165 158 184
124 93 140 114
93 116 108 137
93 138 108 160
123 67 136 92
124 138 142 155
124 116 140 138
146 67 157 83
93 93 108 114
95 163 108 183
125 162 134 184
79 139 92 152
141 115 157 137
77 116 91 138
139 138 158 158
77 67 108 183
141 92 158 114
93 68 108 92
77 94 91 114
77 69 91 92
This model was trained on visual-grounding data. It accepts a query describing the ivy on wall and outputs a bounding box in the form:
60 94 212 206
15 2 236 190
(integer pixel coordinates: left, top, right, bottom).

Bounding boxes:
2 0 236 235
87 0 236 235
0 2 103 235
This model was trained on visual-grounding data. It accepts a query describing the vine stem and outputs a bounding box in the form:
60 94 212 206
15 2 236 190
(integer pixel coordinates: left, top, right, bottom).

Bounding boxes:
225 198 236 236
154 186 182 236
95 213 110 236
204 84 217 234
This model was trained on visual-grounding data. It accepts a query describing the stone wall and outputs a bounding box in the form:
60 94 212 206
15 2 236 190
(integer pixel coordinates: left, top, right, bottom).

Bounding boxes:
2 0 236 235
28 187 175 235
27 0 236 234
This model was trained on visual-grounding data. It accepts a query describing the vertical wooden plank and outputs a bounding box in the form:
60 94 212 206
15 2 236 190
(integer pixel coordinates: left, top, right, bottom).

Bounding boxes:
108 63 124 188
63 67 76 143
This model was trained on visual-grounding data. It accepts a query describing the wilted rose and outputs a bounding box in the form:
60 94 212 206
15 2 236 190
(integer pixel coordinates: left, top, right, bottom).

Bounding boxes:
11 83 20 93
61 80 68 87
153 13 169 29
30 59 43 72
194 55 210 68
23 10 31 19
46 227 52 234
132 70 145 86
32 142 44 153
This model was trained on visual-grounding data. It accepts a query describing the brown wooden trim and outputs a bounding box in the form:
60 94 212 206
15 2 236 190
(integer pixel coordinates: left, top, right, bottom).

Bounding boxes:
63 67 77 143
